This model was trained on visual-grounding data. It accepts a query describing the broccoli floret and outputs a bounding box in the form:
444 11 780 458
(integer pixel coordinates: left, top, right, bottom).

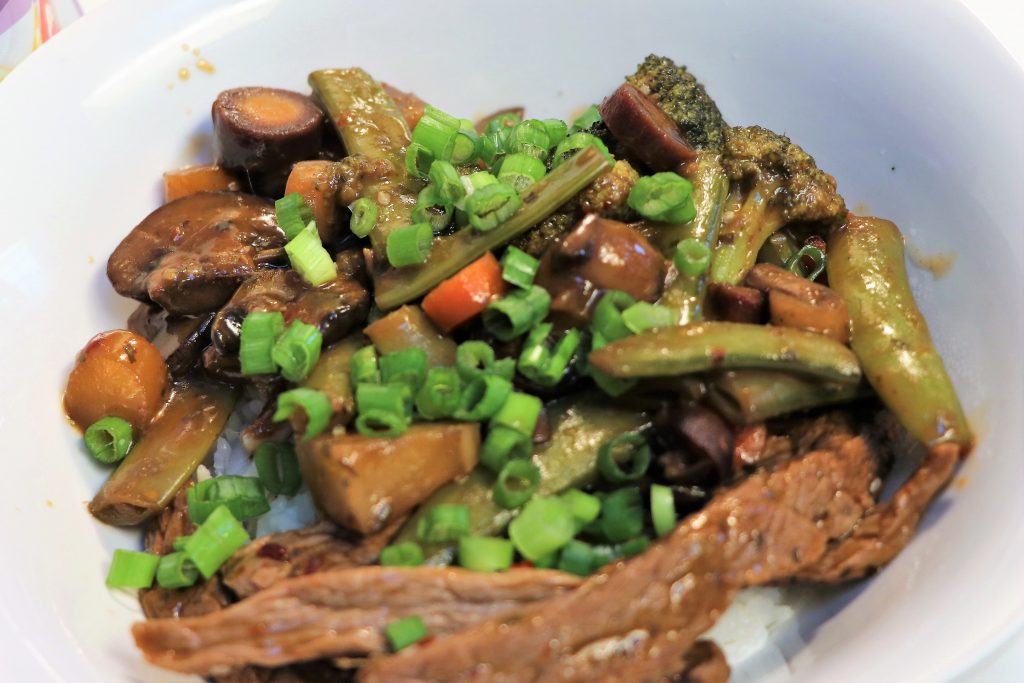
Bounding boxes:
627 55 726 151
577 160 640 221
512 210 577 258
722 125 846 224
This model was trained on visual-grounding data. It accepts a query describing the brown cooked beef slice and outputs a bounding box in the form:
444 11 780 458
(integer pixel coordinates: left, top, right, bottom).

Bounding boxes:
221 520 401 599
676 641 730 683
140 578 231 621
359 440 879 683
132 567 581 675
144 486 195 556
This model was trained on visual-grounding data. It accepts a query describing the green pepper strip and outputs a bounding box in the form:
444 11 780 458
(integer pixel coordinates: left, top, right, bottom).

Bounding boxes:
393 398 648 563
588 321 862 385
309 68 421 255
826 216 973 451
708 369 871 425
656 153 729 324
372 146 611 310
89 380 238 526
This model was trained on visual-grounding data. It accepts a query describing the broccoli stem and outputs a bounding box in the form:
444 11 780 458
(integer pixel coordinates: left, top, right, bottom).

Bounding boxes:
709 181 786 285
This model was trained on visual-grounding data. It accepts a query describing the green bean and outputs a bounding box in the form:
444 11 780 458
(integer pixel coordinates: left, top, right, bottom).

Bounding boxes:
656 154 730 324
827 216 972 450
372 146 611 310
393 397 648 562
708 369 871 425
588 321 861 385
89 380 238 526
309 68 420 254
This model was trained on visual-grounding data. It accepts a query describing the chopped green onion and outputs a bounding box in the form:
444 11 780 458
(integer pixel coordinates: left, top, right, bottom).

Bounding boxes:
508 496 577 561
600 488 645 543
618 536 651 558
461 170 499 198
518 325 582 387
380 542 425 567
458 536 515 572
286 223 338 286
239 311 285 375
182 504 250 579
532 553 558 569
413 185 455 234
187 475 270 524
570 104 602 133
508 120 551 160
551 132 613 168
650 484 678 538
254 442 302 496
385 616 429 652
465 183 522 232
386 223 434 268
428 160 466 205
482 285 551 341
499 246 540 289
350 345 380 385
477 133 501 168
621 302 674 334
493 459 541 509
497 153 547 194
273 388 332 441
349 197 379 238
453 374 512 422
484 111 522 136
356 382 410 419
172 535 190 552
355 409 409 438
455 341 516 382
597 433 651 484
275 193 315 240
558 540 596 576
272 321 323 382
786 244 827 280
106 549 159 588
489 391 542 437
451 121 479 165
627 172 696 223
83 416 133 465
561 489 602 528
405 141 435 179
415 366 462 420
541 118 569 148
480 425 531 472
674 238 712 277
412 105 461 161
155 551 199 589
416 504 471 542
591 290 637 343
379 348 428 392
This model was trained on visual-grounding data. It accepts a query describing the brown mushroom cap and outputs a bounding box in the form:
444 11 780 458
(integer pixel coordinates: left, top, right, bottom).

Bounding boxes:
107 192 284 316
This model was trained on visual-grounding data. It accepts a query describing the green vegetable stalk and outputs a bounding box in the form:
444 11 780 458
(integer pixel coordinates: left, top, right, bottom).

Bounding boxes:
708 369 871 425
827 216 972 451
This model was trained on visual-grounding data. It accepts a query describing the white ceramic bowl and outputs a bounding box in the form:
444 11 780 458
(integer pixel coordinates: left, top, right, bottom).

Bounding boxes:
1 1 1022 681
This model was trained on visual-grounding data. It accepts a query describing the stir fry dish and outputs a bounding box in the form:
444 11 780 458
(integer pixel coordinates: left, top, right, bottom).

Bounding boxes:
63 55 973 682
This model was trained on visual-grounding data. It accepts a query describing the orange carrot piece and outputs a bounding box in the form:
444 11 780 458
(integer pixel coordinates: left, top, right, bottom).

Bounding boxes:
163 165 240 202
421 253 507 333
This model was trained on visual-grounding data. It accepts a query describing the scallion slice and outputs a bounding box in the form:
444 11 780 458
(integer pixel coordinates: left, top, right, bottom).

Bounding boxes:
275 193 315 240
551 132 613 168
599 488 645 543
785 244 827 280
354 409 409 438
416 504 471 543
356 382 410 421
155 551 199 589
386 223 434 268
591 290 637 343
650 484 678 538
412 105 461 160
489 391 542 437
272 321 323 382
286 223 338 286
458 536 515 572
83 416 133 465
464 183 522 233
106 549 159 588
415 366 462 420
273 388 332 441
597 433 652 484
428 159 466 205
484 111 522 136
480 425 531 473
561 489 602 528
254 442 302 496
385 615 429 652
379 348 428 392
455 341 516 382
187 475 270 524
182 504 250 579
499 246 540 289
453 374 512 422
380 542 425 567
508 497 576 561
627 172 697 223
413 185 455 234
239 310 285 375
350 345 381 385
621 302 674 334
405 141 435 179
541 118 569 149
557 540 596 577
508 119 551 160
497 153 547 194
482 285 551 342
569 104 602 133
493 459 541 509
349 197 379 238
674 238 712 277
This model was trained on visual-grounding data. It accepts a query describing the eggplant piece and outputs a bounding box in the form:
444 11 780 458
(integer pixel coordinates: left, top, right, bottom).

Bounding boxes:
534 215 668 326
297 423 480 534
298 335 365 429
127 303 214 377
212 87 325 197
363 305 457 367
107 192 284 316
599 82 697 172
89 379 238 526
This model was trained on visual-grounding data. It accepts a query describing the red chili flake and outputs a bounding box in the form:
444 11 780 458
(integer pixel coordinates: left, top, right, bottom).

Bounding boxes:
511 561 534 569
256 542 288 561
709 347 726 366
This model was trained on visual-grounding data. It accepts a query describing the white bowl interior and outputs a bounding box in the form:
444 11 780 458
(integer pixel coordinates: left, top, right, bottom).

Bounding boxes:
0 1 1022 681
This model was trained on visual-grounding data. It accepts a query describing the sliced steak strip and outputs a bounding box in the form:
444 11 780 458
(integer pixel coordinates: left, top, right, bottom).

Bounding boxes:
222 520 402 599
132 567 581 675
